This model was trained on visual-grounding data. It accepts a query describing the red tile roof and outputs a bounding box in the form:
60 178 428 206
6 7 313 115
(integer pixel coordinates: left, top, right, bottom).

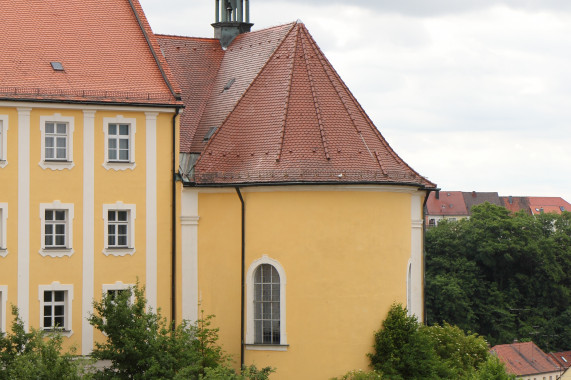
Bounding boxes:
528 197 571 215
161 22 435 187
0 0 180 105
500 196 532 215
426 191 468 216
462 191 501 214
491 342 562 376
550 351 571 369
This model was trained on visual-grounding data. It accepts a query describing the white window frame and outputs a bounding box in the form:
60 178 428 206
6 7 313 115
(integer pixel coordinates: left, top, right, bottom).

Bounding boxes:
103 116 136 171
0 203 7 257
39 201 74 257
0 115 8 168
103 202 136 256
0 286 7 333
245 255 287 351
38 282 73 337
102 282 135 304
39 114 74 170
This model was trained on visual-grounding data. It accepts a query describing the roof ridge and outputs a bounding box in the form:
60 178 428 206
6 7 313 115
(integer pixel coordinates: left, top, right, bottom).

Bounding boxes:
301 24 434 186
156 34 218 41
127 0 181 99
195 22 299 168
299 27 330 160
276 26 300 162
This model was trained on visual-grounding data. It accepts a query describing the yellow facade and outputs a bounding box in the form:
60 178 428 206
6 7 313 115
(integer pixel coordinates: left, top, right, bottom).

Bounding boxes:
0 102 178 353
180 186 426 379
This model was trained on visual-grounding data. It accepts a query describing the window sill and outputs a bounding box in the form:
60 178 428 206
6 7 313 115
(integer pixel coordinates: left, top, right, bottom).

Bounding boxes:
0 159 7 168
0 248 7 258
103 247 135 257
43 328 73 338
103 161 136 171
39 248 74 258
245 344 289 352
39 160 74 171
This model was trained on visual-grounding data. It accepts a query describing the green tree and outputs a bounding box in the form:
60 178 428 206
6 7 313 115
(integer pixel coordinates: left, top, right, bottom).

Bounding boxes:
89 284 273 380
368 304 513 380
0 306 88 380
426 203 571 351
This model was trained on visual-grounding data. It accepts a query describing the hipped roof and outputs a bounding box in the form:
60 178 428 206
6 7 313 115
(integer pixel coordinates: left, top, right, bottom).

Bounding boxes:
491 342 561 376
159 22 435 188
0 0 180 105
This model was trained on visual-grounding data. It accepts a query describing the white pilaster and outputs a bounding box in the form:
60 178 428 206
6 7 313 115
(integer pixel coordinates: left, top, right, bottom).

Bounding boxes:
181 189 199 323
17 107 32 329
82 110 96 354
145 112 158 310
409 192 424 320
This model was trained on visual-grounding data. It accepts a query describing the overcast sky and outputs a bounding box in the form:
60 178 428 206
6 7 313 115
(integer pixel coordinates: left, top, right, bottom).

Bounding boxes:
140 0 571 202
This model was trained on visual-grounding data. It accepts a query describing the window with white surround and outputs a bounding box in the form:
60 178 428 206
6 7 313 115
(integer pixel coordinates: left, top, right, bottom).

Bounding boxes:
102 282 134 304
0 115 8 167
39 201 74 257
103 116 136 170
39 282 73 336
0 286 7 333
39 114 74 170
103 202 135 256
246 255 287 350
0 203 7 257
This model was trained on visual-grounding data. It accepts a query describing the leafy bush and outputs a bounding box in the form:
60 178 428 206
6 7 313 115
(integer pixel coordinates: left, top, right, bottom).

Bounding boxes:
0 306 90 380
367 304 514 380
89 283 273 379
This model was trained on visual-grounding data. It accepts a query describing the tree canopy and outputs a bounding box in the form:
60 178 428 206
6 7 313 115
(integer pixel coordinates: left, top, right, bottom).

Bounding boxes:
426 203 571 351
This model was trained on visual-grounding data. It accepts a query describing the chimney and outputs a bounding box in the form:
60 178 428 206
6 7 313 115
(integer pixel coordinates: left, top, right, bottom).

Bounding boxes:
435 191 440 200
508 196 513 204
212 0 254 49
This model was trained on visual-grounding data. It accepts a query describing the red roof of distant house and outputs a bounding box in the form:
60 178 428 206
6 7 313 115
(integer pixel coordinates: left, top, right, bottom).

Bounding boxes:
528 197 571 215
160 22 435 187
549 351 571 369
500 196 532 215
491 342 562 376
462 192 501 214
426 191 468 216
1 0 180 105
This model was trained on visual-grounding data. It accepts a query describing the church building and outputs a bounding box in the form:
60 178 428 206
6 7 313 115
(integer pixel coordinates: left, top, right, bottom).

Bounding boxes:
0 0 436 378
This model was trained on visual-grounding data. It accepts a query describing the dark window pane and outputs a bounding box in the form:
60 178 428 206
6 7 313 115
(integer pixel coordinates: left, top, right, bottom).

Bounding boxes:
54 316 64 327
44 305 52 315
119 149 129 161
45 210 53 220
44 291 52 302
55 211 66 220
56 123 66 134
108 236 115 246
55 224 65 234
255 321 262 343
54 291 65 302
54 305 65 315
118 211 128 221
108 124 117 135
118 236 127 246
46 123 54 133
119 124 129 135
55 235 65 246
44 316 52 328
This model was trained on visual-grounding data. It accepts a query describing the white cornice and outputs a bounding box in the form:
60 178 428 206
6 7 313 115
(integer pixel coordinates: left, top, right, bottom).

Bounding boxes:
0 101 177 113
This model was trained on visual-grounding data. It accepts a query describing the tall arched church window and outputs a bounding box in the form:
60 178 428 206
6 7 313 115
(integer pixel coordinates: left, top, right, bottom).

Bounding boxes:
254 264 280 344
246 255 287 350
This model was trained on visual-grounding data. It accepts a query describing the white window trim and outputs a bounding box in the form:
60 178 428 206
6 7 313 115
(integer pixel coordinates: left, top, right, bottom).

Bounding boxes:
102 281 135 304
103 115 136 171
0 203 7 257
39 114 74 170
0 286 7 333
102 202 136 256
38 282 73 337
245 255 288 350
0 115 8 167
39 201 74 257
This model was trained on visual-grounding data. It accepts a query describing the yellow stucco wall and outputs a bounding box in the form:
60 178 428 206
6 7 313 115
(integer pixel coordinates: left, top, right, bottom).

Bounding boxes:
197 188 416 380
0 104 177 353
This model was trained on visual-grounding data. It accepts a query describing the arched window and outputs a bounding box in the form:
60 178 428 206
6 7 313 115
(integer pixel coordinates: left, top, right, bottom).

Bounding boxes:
246 255 287 349
254 264 280 344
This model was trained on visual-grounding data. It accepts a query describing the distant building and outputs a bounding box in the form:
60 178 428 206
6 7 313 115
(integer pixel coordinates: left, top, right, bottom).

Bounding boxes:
426 191 570 227
491 342 563 380
549 351 571 371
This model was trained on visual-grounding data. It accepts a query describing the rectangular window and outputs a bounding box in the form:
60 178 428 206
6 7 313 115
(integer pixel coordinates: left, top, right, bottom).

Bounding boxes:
43 290 66 330
44 209 67 248
108 124 130 162
44 122 68 160
107 210 129 248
